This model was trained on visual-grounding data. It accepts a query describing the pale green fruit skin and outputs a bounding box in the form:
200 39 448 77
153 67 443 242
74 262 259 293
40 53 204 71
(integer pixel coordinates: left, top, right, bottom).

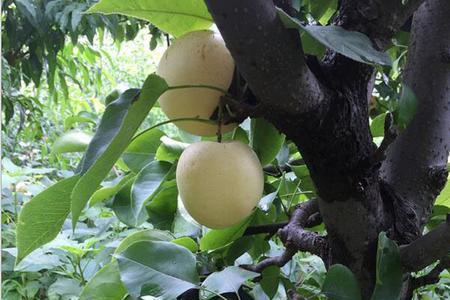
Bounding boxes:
176 141 264 229
157 30 236 136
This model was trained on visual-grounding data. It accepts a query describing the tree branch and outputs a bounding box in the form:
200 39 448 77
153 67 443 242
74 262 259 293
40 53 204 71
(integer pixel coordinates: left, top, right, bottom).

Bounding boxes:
381 0 450 232
242 199 328 273
204 0 327 117
400 218 450 272
410 256 450 290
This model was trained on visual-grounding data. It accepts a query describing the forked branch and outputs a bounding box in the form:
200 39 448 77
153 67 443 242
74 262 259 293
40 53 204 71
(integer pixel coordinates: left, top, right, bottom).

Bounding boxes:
242 199 328 273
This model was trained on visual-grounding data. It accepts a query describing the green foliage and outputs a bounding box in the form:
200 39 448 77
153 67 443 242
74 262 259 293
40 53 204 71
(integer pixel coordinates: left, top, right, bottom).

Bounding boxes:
52 130 92 154
395 84 418 130
115 240 199 299
79 261 127 300
4 1 449 299
201 266 259 299
278 9 391 66
16 175 81 263
371 232 403 300
200 216 254 251
322 264 362 300
71 74 168 228
251 118 285 166
87 0 213 37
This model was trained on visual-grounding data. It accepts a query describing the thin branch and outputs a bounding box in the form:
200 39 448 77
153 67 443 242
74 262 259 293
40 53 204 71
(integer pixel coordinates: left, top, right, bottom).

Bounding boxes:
241 199 328 273
244 222 288 236
263 159 305 177
400 219 450 272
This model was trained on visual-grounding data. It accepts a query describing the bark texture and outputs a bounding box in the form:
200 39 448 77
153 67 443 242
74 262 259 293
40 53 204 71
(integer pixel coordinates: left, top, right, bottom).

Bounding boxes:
205 0 449 298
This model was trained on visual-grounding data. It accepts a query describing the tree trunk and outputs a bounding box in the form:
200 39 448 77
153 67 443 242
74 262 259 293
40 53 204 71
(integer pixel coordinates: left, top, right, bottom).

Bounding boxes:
205 0 450 298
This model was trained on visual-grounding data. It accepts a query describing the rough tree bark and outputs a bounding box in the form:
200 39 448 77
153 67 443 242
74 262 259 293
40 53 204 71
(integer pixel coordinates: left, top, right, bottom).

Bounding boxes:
205 0 450 298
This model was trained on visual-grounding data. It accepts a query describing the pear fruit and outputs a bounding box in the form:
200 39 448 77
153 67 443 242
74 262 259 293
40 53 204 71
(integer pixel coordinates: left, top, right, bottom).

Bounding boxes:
157 30 236 136
176 141 264 228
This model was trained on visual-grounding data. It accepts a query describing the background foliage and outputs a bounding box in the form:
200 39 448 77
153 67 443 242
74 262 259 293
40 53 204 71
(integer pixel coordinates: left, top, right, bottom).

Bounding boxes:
2 0 449 299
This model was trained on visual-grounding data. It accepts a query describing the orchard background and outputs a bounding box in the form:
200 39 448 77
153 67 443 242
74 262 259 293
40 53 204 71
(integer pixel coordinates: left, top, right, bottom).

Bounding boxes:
1 0 450 299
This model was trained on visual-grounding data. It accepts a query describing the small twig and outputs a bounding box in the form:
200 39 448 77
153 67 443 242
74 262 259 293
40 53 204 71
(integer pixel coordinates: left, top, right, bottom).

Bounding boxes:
287 289 304 300
372 112 397 164
263 159 306 176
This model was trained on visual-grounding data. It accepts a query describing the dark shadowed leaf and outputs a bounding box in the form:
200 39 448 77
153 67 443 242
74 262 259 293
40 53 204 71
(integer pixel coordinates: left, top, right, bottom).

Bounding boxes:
201 266 258 300
115 240 199 299
371 232 402 300
146 181 178 230
112 177 147 227
71 74 168 228
396 84 418 130
251 118 285 166
260 266 280 299
130 161 174 227
322 264 362 300
277 9 391 66
16 175 80 263
86 0 213 37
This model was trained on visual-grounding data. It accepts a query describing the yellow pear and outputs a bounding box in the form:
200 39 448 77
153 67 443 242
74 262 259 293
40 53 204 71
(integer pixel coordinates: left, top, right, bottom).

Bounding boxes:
176 141 264 229
157 30 236 136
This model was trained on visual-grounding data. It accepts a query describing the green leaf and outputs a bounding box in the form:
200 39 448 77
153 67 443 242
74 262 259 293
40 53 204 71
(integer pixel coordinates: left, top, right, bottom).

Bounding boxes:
155 136 189 162
52 131 92 154
115 240 199 299
251 118 285 166
201 266 259 300
396 84 418 130
86 0 213 37
122 128 165 173
79 261 127 300
200 215 254 251
71 74 168 228
370 113 387 138
435 177 450 211
16 175 81 263
260 266 280 299
130 161 174 227
277 9 391 66
322 264 362 300
172 237 199 253
115 229 174 254
308 0 338 25
88 173 136 206
371 232 402 300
